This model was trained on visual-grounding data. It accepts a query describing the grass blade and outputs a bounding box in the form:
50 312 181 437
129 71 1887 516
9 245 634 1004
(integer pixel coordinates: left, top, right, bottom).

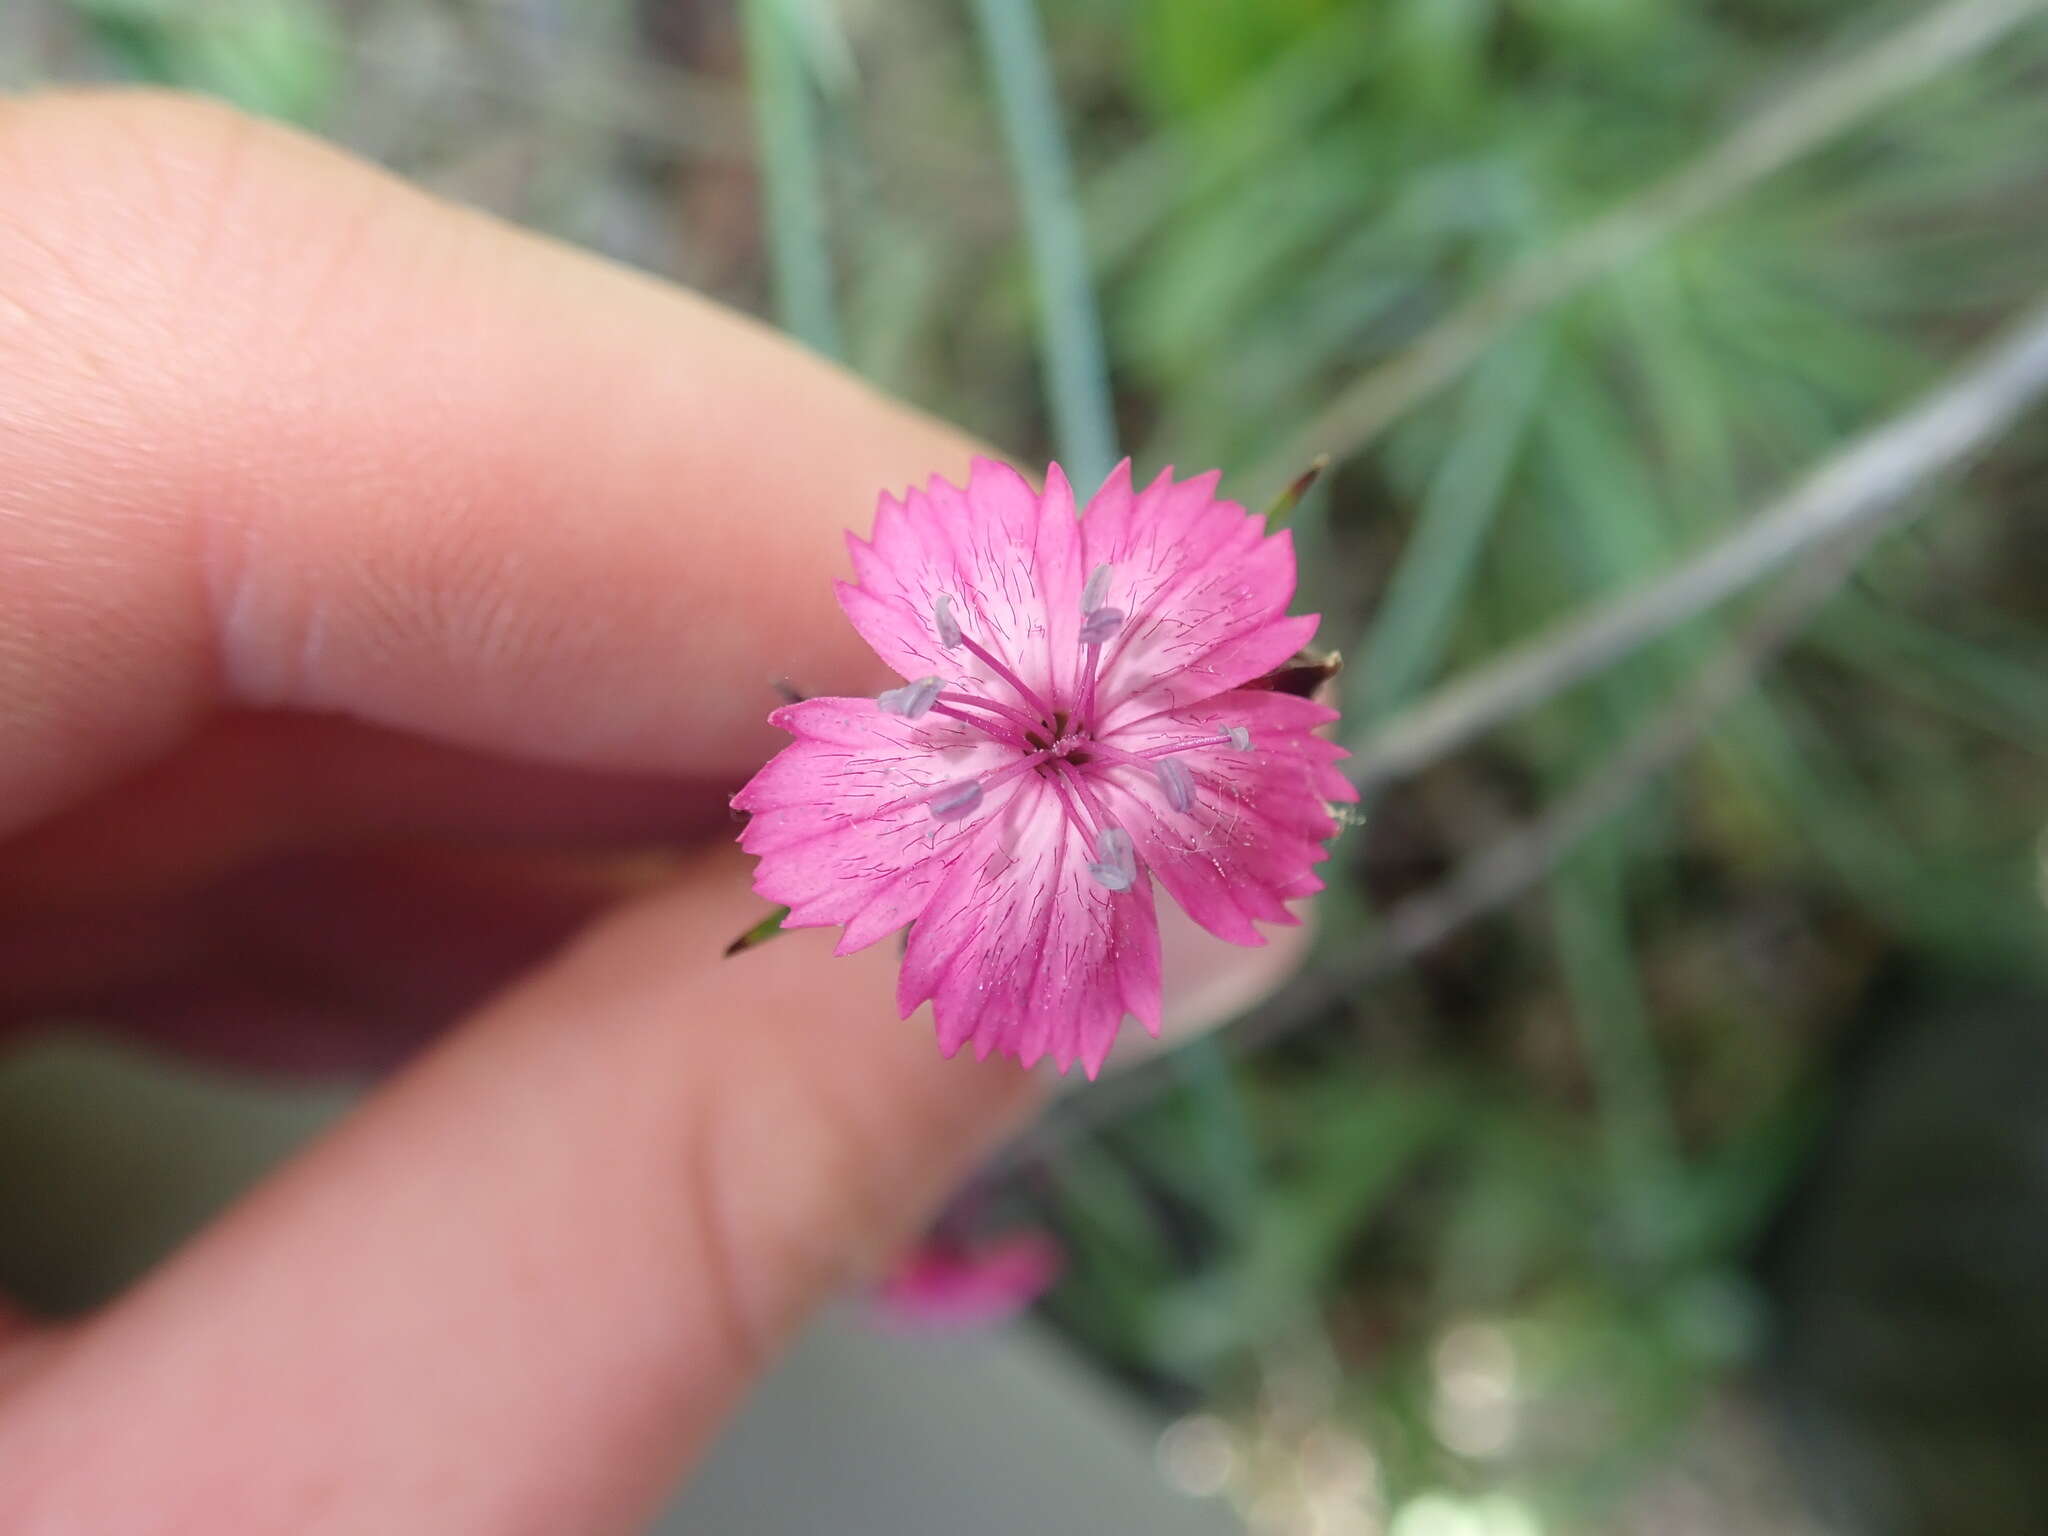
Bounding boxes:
742 0 841 357
970 0 1117 488
1552 844 1683 1267
1345 293 2048 783
1253 0 2048 494
1350 336 1550 730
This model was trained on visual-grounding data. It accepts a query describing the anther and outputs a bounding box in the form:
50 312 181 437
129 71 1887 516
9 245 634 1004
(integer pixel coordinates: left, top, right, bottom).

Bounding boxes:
933 593 962 648
1081 563 1113 612
1221 725 1253 752
1079 607 1125 646
1088 826 1138 891
1156 757 1195 814
928 780 984 821
877 676 944 718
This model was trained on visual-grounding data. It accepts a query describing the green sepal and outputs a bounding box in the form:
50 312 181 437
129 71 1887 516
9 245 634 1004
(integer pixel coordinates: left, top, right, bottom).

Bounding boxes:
724 905 793 957
1260 453 1329 526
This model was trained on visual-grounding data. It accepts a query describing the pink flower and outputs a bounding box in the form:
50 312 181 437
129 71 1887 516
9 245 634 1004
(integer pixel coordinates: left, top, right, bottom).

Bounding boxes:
732 458 1356 1076
872 1231 1064 1332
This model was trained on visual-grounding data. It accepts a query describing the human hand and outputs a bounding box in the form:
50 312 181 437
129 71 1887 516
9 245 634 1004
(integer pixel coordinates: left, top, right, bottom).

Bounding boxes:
0 92 1299 1531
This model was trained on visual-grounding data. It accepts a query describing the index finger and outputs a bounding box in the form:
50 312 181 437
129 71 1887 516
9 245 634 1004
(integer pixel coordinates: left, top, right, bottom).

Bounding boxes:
0 90 974 837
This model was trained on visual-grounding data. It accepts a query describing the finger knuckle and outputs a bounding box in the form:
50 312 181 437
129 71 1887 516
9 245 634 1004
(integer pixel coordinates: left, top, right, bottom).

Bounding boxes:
682 1078 871 1378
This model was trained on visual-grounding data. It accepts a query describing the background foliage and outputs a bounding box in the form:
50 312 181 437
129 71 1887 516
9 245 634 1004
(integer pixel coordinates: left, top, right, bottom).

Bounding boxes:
7 2 2047 1531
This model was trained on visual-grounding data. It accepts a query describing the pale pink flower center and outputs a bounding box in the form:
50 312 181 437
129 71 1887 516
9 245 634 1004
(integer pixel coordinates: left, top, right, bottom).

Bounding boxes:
876 562 1253 886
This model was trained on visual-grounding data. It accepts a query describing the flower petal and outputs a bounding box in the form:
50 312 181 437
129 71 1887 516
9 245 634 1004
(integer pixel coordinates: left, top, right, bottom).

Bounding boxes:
898 777 1161 1076
1079 463 1316 726
839 457 1086 708
873 1233 1063 1331
733 697 1018 954
1095 690 1356 946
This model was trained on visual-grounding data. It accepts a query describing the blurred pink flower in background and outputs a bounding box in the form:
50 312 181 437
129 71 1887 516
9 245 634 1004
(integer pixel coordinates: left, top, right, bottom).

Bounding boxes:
873 1231 1065 1332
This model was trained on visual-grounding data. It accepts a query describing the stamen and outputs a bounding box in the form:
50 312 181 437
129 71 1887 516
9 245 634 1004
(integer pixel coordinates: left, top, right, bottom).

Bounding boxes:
937 691 1045 735
1075 598 1123 726
877 675 943 718
1058 760 1121 843
933 593 962 648
928 703 1029 749
1155 757 1195 814
922 748 1057 821
1088 827 1137 891
927 781 984 822
954 631 1058 722
1079 607 1124 647
1077 743 1156 772
1221 725 1253 752
1128 737 1227 760
1043 763 1100 844
1081 563 1113 613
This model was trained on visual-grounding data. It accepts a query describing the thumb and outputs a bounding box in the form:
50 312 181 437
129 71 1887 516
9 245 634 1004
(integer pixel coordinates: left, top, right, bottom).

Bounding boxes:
0 845 1038 1534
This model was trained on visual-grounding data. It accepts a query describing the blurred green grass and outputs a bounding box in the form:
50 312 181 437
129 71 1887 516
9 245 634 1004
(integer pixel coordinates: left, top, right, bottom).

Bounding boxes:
9 1 2048 1530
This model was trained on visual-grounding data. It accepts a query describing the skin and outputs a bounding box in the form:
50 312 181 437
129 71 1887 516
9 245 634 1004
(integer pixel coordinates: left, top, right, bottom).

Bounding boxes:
0 92 1301 1532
